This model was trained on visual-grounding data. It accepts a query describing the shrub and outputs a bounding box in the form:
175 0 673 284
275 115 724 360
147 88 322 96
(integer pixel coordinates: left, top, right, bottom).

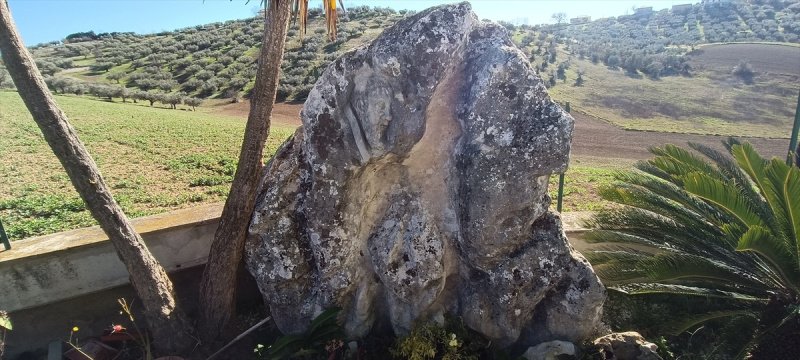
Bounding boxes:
587 140 800 358
732 59 755 84
183 97 203 110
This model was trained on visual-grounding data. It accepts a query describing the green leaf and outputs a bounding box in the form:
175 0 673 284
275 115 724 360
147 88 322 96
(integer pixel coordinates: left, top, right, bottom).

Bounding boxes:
267 334 305 358
0 311 11 331
308 307 341 335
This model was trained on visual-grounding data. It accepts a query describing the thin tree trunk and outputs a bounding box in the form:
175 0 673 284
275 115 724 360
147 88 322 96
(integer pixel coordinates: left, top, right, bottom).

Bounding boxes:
198 0 293 342
0 1 193 355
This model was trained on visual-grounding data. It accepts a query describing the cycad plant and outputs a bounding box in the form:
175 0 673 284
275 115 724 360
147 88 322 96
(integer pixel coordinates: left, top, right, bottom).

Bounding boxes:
586 139 799 359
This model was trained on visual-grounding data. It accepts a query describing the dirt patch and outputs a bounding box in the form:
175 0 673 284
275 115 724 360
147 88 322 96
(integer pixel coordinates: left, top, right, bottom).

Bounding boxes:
570 111 789 161
213 100 304 126
689 44 800 76
216 101 790 162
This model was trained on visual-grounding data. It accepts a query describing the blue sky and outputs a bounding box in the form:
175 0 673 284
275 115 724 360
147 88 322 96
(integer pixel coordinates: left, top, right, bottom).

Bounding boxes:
9 0 693 45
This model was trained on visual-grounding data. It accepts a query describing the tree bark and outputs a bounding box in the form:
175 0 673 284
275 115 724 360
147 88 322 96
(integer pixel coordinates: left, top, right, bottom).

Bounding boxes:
0 1 193 355
198 0 293 342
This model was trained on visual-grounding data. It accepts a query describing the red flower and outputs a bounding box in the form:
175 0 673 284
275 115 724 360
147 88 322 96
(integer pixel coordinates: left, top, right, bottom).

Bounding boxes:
111 324 125 333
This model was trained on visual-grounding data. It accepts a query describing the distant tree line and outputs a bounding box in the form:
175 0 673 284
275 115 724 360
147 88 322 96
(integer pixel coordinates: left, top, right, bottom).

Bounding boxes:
44 76 203 110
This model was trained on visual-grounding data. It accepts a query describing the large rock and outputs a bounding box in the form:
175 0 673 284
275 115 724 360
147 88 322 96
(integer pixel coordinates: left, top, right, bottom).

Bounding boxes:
245 2 604 348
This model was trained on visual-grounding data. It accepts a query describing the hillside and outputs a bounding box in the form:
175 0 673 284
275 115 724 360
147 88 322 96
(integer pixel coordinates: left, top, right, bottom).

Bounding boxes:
538 41 799 138
539 0 800 77
507 0 800 138
0 6 405 103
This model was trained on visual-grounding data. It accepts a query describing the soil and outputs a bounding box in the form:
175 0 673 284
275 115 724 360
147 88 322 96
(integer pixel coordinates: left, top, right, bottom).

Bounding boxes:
215 101 791 161
214 100 305 126
570 111 789 160
688 43 800 76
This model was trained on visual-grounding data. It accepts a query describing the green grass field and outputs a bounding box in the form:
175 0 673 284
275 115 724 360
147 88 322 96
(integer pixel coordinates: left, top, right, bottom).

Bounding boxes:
548 156 632 212
0 91 294 240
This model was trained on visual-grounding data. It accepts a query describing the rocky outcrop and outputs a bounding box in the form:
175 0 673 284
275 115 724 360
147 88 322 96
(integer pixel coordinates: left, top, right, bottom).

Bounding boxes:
245 2 604 348
592 332 662 360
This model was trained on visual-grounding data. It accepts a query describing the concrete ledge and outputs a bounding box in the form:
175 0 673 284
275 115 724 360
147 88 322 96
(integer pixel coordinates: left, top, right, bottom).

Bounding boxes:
560 211 592 233
0 203 222 312
0 204 592 314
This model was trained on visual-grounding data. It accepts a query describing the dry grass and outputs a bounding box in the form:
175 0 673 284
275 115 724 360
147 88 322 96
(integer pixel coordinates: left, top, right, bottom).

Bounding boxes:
543 44 798 139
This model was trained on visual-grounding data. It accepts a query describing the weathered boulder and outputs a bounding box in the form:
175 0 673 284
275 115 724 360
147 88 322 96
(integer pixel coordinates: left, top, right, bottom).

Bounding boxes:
245 2 604 348
592 332 662 360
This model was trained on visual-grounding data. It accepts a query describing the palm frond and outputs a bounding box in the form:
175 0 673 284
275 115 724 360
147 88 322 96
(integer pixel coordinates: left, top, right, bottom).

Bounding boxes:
737 225 800 292
641 253 768 292
663 310 759 335
649 144 721 181
588 206 737 263
585 246 654 265
616 170 735 228
681 171 764 227
763 159 800 268
593 263 649 284
689 142 773 222
613 283 768 303
731 143 783 217
291 0 337 40
583 229 663 250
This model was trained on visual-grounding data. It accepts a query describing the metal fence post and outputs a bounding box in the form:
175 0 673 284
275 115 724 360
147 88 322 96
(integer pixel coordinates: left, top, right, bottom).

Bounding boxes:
0 219 9 251
788 89 800 166
557 173 565 212
556 102 571 213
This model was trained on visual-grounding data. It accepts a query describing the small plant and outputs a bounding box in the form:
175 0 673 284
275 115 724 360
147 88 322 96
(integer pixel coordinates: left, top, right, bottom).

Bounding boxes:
257 307 344 360
391 317 491 360
653 336 675 360
116 298 154 360
64 326 96 359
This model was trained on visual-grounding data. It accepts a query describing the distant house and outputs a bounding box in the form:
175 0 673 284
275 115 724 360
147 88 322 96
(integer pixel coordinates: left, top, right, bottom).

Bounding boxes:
671 4 693 13
634 6 654 15
570 16 591 25
702 0 734 4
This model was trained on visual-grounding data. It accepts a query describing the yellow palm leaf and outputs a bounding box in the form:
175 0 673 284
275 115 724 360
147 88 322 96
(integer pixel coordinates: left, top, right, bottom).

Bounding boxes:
290 0 338 40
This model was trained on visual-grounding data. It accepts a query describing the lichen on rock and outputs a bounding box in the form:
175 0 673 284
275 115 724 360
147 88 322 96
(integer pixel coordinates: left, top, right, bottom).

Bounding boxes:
245 1 605 348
